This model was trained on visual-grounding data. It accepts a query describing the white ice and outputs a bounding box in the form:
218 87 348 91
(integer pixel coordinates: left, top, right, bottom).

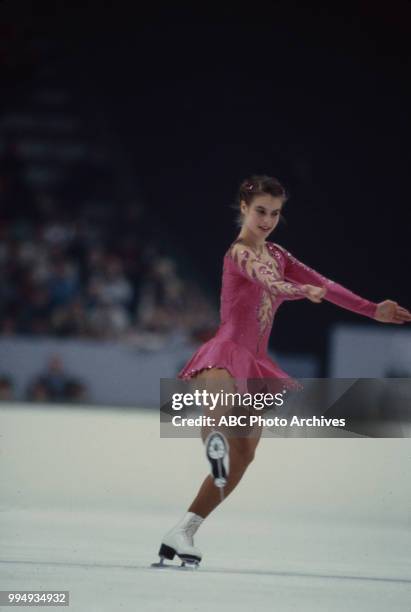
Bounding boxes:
0 403 410 611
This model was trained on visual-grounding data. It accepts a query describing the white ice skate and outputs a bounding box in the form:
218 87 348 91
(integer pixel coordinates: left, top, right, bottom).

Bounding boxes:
205 431 229 489
152 512 204 569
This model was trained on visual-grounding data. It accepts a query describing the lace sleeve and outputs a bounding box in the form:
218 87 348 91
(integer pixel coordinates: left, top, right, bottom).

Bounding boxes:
280 246 378 318
228 243 307 300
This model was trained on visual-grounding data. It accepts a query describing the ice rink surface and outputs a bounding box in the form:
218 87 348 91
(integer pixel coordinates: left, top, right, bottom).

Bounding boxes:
1 403 410 611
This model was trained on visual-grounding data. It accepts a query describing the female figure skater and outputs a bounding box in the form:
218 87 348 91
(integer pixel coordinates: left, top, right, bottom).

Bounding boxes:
156 175 411 568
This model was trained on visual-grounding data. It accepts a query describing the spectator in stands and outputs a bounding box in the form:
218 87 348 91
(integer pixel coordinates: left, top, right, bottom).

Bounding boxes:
0 375 14 400
51 297 89 337
137 256 184 332
37 354 68 400
19 284 51 335
48 259 79 308
26 354 88 403
86 255 133 338
27 379 49 402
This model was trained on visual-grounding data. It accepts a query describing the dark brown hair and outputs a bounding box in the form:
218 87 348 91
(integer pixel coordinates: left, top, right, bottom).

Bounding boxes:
234 175 289 227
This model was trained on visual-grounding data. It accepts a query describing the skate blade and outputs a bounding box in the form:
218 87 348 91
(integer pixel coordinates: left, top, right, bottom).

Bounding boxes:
151 560 199 570
205 432 228 460
214 476 227 488
205 432 229 489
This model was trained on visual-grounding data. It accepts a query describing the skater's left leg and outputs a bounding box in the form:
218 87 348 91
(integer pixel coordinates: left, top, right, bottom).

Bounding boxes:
186 367 263 518
156 430 262 565
157 368 261 565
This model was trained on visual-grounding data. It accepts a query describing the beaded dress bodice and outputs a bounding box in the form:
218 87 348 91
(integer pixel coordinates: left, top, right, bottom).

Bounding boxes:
215 240 377 356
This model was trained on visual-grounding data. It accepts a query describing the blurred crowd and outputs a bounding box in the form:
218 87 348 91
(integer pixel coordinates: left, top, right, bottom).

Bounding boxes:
0 354 87 403
0 141 218 349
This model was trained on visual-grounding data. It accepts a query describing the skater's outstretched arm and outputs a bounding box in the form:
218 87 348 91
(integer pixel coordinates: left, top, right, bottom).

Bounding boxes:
279 246 411 323
227 243 321 301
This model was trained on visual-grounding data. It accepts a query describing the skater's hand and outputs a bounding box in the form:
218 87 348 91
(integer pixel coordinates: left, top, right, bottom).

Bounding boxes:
302 284 327 303
374 300 411 324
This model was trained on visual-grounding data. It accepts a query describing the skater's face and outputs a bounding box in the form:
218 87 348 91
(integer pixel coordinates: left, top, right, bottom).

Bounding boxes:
240 195 283 238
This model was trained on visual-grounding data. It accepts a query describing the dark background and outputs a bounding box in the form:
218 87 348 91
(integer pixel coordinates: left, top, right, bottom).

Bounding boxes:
1 0 410 370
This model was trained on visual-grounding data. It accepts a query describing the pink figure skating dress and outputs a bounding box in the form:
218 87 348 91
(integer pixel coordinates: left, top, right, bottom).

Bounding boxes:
179 240 377 391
